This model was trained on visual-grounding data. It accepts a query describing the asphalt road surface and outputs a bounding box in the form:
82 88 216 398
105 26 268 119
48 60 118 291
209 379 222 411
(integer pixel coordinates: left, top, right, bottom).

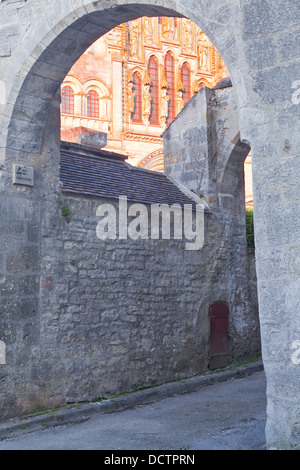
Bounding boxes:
0 370 267 451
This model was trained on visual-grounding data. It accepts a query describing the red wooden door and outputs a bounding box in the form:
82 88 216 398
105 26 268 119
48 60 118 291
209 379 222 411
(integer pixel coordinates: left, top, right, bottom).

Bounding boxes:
209 303 229 369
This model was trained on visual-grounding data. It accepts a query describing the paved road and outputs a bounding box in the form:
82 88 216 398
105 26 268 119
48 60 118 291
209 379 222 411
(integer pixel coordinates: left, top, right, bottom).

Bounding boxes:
0 370 266 451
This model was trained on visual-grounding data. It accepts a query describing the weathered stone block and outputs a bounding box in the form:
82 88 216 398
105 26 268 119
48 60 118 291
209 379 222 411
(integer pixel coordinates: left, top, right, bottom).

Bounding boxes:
244 36 277 71
0 42 10 57
6 245 40 273
62 127 107 149
241 0 300 39
18 276 40 295
27 223 40 244
254 62 300 103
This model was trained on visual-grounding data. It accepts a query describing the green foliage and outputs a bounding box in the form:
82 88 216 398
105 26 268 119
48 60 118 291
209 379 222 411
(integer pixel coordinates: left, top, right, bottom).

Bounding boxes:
246 209 255 248
60 201 72 223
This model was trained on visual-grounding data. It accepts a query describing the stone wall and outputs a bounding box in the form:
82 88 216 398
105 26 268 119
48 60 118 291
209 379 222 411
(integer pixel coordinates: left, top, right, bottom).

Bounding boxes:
0 143 260 420
0 84 260 420
163 83 260 363
0 0 299 449
39 195 214 407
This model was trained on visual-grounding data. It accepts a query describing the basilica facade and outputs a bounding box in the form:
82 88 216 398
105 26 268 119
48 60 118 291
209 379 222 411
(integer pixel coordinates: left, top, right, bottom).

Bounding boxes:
60 17 253 207
61 18 228 165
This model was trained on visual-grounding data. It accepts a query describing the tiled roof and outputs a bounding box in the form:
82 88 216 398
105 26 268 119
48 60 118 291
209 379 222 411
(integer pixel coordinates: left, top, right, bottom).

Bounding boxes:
60 142 198 208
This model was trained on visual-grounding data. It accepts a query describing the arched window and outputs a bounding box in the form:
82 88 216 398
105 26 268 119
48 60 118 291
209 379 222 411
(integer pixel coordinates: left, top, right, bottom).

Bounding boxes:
164 51 175 126
148 56 159 125
87 90 99 118
61 86 74 115
131 72 142 124
181 62 191 105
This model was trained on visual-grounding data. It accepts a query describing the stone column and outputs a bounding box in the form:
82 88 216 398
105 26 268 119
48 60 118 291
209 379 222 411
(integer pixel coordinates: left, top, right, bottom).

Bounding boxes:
111 55 123 139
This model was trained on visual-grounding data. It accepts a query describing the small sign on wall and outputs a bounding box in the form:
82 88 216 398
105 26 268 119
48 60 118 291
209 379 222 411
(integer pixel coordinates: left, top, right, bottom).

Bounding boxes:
12 164 34 187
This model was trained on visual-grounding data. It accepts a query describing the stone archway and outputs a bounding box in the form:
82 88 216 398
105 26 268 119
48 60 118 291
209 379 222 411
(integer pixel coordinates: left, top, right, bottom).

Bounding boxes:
0 0 300 449
137 149 165 172
1 1 252 168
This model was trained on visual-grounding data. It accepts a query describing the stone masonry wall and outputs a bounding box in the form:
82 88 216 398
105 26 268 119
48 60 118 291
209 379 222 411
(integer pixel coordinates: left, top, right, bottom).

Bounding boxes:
163 85 261 362
0 100 260 419
0 186 235 418
39 195 214 406
0 185 260 419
